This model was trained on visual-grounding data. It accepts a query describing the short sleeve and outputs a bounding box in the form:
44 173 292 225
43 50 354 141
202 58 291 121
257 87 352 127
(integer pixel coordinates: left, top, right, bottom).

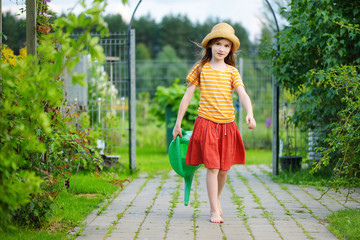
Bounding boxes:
186 63 200 86
231 67 245 89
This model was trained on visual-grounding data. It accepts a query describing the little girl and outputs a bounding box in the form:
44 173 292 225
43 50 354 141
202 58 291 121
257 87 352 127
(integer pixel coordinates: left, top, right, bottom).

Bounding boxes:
172 22 256 223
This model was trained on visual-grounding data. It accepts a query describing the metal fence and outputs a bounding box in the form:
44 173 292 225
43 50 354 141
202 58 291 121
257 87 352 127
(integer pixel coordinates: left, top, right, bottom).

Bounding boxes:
65 35 309 166
135 58 308 158
65 32 135 166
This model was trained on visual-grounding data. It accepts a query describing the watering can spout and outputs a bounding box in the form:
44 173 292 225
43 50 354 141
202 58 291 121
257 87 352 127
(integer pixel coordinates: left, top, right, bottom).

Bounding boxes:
184 175 194 206
168 129 200 206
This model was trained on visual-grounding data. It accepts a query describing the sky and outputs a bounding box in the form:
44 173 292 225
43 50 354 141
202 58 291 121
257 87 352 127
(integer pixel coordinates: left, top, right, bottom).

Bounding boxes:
2 0 269 41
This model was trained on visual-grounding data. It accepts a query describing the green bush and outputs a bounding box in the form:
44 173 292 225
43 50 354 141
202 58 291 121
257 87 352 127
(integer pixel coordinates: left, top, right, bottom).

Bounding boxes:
312 65 360 189
0 0 108 228
151 78 200 131
264 0 360 150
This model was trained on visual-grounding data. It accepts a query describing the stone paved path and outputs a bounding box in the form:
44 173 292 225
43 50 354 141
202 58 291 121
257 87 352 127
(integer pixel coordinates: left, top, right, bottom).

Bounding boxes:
72 165 360 240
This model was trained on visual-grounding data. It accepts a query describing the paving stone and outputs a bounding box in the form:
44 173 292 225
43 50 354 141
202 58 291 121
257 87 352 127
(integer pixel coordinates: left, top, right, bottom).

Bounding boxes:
73 165 360 240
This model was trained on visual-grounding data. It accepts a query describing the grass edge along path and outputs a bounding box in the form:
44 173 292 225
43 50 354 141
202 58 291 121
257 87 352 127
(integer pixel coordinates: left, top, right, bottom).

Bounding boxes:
257 165 360 239
190 171 200 240
233 167 284 240
133 172 169 240
103 177 151 239
246 167 312 239
163 176 182 240
226 175 254 239
64 172 133 240
69 181 130 240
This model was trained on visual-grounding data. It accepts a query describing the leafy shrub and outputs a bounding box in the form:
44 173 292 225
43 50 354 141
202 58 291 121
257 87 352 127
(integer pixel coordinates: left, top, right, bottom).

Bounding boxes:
151 78 200 131
0 0 108 228
312 65 360 190
264 0 360 148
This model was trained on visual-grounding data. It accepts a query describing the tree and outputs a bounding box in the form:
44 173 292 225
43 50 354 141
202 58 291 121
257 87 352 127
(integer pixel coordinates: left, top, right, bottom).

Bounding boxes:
158 14 194 59
2 11 26 54
136 43 153 92
155 45 188 87
136 43 151 60
103 14 127 32
132 14 159 58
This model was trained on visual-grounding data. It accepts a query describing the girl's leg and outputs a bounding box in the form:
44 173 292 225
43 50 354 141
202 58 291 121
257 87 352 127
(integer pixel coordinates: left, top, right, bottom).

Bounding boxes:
217 170 228 215
206 168 224 223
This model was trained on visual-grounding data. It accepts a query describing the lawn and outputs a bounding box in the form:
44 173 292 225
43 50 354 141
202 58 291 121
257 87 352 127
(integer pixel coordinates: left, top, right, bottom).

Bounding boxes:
327 208 360 240
135 146 272 174
0 170 132 240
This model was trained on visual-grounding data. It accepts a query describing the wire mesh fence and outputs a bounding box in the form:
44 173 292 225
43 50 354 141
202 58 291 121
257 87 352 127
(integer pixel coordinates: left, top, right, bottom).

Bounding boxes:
66 33 132 157
135 58 309 159
65 33 310 164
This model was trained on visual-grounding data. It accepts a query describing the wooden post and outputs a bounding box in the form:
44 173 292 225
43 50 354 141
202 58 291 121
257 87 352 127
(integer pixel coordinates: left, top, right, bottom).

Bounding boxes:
26 0 37 55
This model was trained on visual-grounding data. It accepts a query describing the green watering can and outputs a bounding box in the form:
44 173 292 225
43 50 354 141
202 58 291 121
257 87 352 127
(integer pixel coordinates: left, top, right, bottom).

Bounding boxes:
168 129 200 206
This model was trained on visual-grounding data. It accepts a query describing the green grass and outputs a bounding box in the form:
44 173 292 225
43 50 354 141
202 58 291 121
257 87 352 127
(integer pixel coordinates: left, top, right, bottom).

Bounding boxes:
70 171 121 195
53 191 103 223
271 166 332 186
135 147 272 174
245 149 272 164
0 229 64 240
327 208 360 240
0 169 130 240
136 147 172 174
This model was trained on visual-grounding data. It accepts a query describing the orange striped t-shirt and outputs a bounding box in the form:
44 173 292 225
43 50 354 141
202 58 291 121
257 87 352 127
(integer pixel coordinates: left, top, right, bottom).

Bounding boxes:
186 62 245 123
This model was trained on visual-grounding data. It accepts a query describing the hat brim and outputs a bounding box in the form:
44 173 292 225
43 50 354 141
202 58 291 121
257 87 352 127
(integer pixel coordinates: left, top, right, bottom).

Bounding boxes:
201 31 240 52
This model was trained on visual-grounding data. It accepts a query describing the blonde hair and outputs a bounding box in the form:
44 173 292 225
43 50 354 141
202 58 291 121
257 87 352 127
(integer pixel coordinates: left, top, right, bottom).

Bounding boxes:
192 38 236 81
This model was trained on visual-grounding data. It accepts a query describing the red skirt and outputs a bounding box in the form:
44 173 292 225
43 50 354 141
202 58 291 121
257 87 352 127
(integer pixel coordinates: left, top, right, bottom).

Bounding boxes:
185 116 245 171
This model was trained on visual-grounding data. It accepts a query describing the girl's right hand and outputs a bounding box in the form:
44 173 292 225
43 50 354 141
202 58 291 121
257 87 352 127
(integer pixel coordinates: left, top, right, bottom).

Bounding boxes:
172 126 183 140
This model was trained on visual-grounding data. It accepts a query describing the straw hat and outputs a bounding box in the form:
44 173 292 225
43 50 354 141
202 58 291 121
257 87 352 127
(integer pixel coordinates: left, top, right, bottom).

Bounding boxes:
201 22 240 52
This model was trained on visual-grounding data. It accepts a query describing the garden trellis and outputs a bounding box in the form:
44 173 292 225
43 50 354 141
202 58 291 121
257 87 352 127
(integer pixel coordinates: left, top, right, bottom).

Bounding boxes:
66 32 136 170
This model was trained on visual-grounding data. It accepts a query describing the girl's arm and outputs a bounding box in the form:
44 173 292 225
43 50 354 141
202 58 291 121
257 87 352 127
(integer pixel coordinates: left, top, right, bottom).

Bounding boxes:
236 85 256 129
172 83 197 139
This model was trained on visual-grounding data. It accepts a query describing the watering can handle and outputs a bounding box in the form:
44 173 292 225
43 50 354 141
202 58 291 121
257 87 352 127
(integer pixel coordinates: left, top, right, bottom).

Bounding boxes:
175 135 183 173
174 129 187 173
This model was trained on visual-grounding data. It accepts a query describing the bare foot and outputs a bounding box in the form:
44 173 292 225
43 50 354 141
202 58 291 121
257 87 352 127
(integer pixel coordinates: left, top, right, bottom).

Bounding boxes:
210 211 224 223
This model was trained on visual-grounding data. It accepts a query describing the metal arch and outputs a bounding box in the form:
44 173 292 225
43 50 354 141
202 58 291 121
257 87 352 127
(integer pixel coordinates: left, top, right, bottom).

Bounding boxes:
264 0 280 175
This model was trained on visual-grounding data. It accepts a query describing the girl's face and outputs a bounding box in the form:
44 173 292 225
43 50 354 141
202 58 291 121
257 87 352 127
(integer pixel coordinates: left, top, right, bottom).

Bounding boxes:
210 39 232 62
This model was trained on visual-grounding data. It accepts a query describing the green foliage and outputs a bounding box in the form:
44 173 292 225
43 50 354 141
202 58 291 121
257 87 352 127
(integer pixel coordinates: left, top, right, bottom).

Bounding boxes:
154 45 189 87
272 166 332 186
3 10 252 60
264 0 360 184
0 0 109 229
136 43 151 60
2 12 26 54
312 66 360 189
151 79 200 131
136 93 166 147
265 0 360 129
0 169 127 239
